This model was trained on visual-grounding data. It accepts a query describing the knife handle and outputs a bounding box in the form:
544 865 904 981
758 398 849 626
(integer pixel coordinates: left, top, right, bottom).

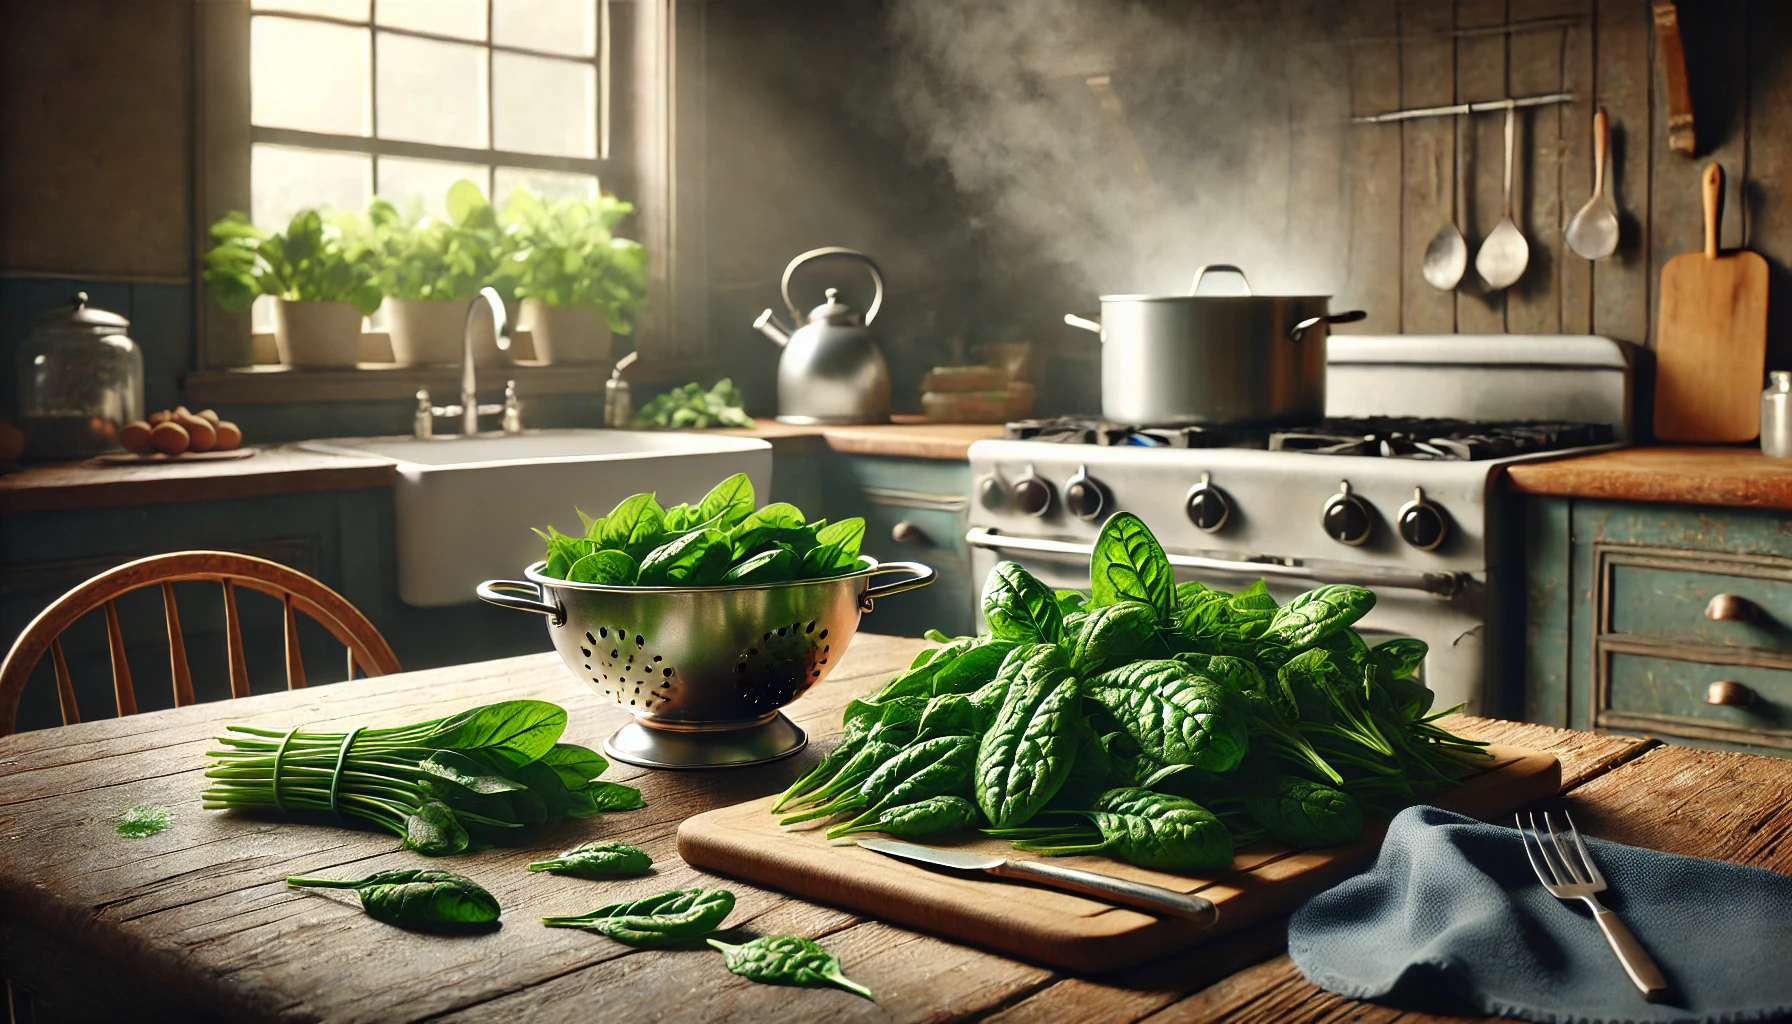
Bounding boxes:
991 859 1218 925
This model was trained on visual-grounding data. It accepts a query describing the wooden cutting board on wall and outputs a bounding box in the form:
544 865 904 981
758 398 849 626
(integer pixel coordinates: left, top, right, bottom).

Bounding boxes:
679 744 1560 972
1654 162 1769 442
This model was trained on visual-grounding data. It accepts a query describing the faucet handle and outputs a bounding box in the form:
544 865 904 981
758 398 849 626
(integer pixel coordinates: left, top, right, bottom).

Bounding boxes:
502 379 524 434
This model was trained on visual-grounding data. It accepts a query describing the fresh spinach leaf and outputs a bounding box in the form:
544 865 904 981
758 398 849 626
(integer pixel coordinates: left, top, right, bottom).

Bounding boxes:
974 645 1081 828
424 700 567 765
698 472 756 529
722 545 797 584
596 493 666 558
981 562 1064 643
542 887 735 947
1089 512 1175 621
567 549 638 585
1264 584 1376 651
287 869 500 931
1067 600 1158 674
1244 775 1363 847
828 794 980 839
1371 638 1428 682
636 528 732 586
527 840 652 878
1085 660 1248 774
708 935 874 1000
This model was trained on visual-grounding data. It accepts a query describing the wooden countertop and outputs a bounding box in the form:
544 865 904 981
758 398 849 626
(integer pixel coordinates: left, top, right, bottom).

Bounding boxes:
3 633 1785 1023
0 445 396 515
719 417 1005 460
1503 445 1792 511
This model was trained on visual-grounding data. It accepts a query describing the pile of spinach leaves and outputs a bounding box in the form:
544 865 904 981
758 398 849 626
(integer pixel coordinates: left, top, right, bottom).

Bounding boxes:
203 700 643 856
535 473 866 587
773 511 1488 872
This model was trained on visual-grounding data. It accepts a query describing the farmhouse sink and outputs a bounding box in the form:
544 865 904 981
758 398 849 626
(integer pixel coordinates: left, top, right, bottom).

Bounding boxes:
303 430 773 607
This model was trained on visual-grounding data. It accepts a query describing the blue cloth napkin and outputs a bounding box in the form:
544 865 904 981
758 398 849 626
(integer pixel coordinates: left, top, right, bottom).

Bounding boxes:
1288 805 1792 1024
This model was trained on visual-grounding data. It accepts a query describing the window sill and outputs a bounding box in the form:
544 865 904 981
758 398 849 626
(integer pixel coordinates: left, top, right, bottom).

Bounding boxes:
184 358 712 406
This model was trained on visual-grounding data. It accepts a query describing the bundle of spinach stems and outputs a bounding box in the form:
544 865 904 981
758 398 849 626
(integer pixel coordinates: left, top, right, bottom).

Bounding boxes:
774 512 1489 872
203 700 643 855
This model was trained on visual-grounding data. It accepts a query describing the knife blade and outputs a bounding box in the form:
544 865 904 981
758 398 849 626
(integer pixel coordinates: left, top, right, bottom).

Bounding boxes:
856 837 1217 925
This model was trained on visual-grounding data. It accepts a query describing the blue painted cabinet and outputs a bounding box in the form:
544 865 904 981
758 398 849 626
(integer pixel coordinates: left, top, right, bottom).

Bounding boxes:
1525 497 1792 756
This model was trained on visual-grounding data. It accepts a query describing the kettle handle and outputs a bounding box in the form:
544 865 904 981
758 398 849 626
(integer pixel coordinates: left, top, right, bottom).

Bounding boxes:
781 247 885 325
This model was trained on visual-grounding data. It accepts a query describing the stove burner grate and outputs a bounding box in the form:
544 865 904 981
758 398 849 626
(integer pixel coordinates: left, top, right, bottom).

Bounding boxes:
1003 416 1612 460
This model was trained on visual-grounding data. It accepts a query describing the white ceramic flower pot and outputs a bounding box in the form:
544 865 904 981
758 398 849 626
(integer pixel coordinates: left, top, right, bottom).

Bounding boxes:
387 298 508 367
273 300 363 368
524 299 612 364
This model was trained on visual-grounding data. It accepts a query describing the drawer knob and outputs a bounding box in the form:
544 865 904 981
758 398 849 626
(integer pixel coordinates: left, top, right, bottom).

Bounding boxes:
1705 593 1761 623
891 520 931 547
1705 680 1757 708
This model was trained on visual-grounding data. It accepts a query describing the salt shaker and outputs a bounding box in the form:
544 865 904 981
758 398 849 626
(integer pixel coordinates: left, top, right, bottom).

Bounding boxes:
1764 371 1792 460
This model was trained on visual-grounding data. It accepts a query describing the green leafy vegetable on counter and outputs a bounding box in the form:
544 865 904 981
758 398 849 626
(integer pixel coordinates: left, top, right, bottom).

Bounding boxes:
768 507 1491 872
286 869 500 932
116 803 174 838
527 840 653 879
202 701 642 856
535 473 865 587
707 935 874 1000
543 887 735 947
632 379 755 430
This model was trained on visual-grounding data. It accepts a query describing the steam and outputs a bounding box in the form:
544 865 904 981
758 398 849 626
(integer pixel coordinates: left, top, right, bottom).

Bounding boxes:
886 0 1348 298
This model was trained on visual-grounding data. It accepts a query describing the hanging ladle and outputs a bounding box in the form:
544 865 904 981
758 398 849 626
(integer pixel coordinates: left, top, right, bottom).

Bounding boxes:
1422 112 1468 291
1475 105 1530 290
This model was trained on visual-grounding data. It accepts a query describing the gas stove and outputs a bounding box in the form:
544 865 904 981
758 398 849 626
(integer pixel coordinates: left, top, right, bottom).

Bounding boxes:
965 334 1637 717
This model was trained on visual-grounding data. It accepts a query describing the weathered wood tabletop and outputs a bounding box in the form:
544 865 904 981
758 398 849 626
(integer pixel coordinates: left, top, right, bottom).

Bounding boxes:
3 633 1788 1024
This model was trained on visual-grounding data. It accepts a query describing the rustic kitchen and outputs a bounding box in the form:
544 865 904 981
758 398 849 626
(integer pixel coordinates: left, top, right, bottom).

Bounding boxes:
3 1 1790 1022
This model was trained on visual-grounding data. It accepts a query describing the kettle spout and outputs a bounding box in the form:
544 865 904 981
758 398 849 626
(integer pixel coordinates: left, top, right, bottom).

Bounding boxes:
754 309 791 346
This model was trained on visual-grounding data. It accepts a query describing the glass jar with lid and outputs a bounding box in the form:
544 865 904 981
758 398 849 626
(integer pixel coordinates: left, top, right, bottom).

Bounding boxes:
16 292 143 459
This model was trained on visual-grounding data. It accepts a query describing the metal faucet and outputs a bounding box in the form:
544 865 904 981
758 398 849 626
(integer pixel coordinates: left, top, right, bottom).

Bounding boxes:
413 287 524 439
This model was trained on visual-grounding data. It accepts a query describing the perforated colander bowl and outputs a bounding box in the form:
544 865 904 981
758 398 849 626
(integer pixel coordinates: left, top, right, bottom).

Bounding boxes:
477 557 934 769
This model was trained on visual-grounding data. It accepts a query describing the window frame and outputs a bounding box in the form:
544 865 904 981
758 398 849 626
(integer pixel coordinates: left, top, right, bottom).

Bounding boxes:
192 0 693 393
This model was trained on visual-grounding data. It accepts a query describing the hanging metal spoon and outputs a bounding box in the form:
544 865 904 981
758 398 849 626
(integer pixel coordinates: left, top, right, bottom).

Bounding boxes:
1565 107 1619 260
1476 105 1529 290
1422 113 1468 291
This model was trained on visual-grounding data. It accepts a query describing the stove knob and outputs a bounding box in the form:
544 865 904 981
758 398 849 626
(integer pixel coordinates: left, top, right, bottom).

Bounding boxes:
1013 470 1055 518
1184 472 1232 533
1063 464 1110 521
1321 481 1374 547
1397 487 1450 551
977 474 1008 510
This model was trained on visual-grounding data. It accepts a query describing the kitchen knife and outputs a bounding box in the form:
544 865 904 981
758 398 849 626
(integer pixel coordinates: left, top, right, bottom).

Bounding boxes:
855 837 1217 925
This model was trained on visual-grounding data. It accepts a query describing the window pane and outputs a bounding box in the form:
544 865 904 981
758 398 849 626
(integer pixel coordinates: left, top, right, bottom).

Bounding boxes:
252 17 370 135
377 33 488 147
493 0 594 56
493 53 594 158
495 167 596 206
376 0 487 41
252 143 372 230
253 0 369 19
379 157 491 217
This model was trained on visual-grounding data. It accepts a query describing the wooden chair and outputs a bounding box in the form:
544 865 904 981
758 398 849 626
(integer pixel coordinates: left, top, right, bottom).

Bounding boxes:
0 551 401 735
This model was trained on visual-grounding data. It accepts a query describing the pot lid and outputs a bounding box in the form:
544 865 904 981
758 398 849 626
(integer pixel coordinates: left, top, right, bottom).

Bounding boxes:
806 287 862 325
1096 291 1332 302
34 292 130 332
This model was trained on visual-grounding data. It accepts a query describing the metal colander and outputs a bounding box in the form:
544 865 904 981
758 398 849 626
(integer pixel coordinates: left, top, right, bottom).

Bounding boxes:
477 557 934 769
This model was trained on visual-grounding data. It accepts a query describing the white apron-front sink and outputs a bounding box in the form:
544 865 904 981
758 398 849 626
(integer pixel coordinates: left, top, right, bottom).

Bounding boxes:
302 430 773 607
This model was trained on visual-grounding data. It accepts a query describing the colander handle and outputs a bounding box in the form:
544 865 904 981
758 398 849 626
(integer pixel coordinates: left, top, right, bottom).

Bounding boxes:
477 579 565 625
860 561 937 611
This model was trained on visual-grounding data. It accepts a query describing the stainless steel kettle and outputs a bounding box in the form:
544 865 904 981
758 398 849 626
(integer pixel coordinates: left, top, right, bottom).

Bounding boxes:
752 247 891 424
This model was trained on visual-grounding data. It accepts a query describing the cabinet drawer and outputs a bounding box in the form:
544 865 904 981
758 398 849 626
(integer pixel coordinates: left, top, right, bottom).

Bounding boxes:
858 491 973 639
1600 546 1792 654
1599 650 1792 752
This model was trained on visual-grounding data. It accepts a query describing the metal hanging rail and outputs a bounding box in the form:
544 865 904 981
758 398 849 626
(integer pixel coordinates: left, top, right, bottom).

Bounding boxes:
1352 92 1577 125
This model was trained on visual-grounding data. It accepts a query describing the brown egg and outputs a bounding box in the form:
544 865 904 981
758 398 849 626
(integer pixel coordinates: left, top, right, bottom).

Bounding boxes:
213 421 243 451
150 421 190 455
148 409 172 426
173 405 191 419
120 420 154 453
198 408 221 425
178 413 217 452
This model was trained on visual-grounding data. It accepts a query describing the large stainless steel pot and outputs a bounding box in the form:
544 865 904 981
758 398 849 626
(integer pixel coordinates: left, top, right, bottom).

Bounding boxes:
1064 265 1365 426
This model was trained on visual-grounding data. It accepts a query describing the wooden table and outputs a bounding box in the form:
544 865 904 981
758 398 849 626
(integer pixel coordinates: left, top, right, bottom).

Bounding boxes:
3 634 1788 1024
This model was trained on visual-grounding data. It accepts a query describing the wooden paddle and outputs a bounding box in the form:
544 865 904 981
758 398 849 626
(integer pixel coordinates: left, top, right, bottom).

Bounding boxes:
1654 162 1769 442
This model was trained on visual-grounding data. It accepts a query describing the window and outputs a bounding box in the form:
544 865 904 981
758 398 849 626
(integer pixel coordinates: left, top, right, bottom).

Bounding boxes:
247 0 621 332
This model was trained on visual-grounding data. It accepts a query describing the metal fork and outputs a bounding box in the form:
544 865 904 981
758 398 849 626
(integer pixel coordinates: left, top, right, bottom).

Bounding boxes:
1517 810 1668 1001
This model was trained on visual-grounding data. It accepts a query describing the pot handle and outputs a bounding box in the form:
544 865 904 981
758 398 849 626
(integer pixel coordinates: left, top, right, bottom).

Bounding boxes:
780 247 885 325
1189 264 1253 296
1063 313 1102 335
1288 310 1367 343
859 560 937 611
476 579 565 624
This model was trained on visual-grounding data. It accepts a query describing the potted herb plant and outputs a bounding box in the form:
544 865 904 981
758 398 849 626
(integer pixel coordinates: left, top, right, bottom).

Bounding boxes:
497 189 647 364
202 209 382 367
356 180 507 366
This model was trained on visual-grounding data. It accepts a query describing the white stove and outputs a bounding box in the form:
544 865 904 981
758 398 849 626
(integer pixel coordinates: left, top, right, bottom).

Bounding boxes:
965 334 1637 717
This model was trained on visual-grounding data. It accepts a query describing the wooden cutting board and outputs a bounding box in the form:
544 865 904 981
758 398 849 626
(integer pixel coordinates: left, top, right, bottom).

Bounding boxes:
678 743 1560 972
1655 162 1769 442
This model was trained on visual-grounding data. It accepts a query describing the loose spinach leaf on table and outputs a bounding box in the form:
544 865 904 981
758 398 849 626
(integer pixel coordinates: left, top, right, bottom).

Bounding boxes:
708 935 875 1000
287 869 500 932
981 562 1064 643
1088 512 1175 621
543 887 735 947
527 840 653 878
